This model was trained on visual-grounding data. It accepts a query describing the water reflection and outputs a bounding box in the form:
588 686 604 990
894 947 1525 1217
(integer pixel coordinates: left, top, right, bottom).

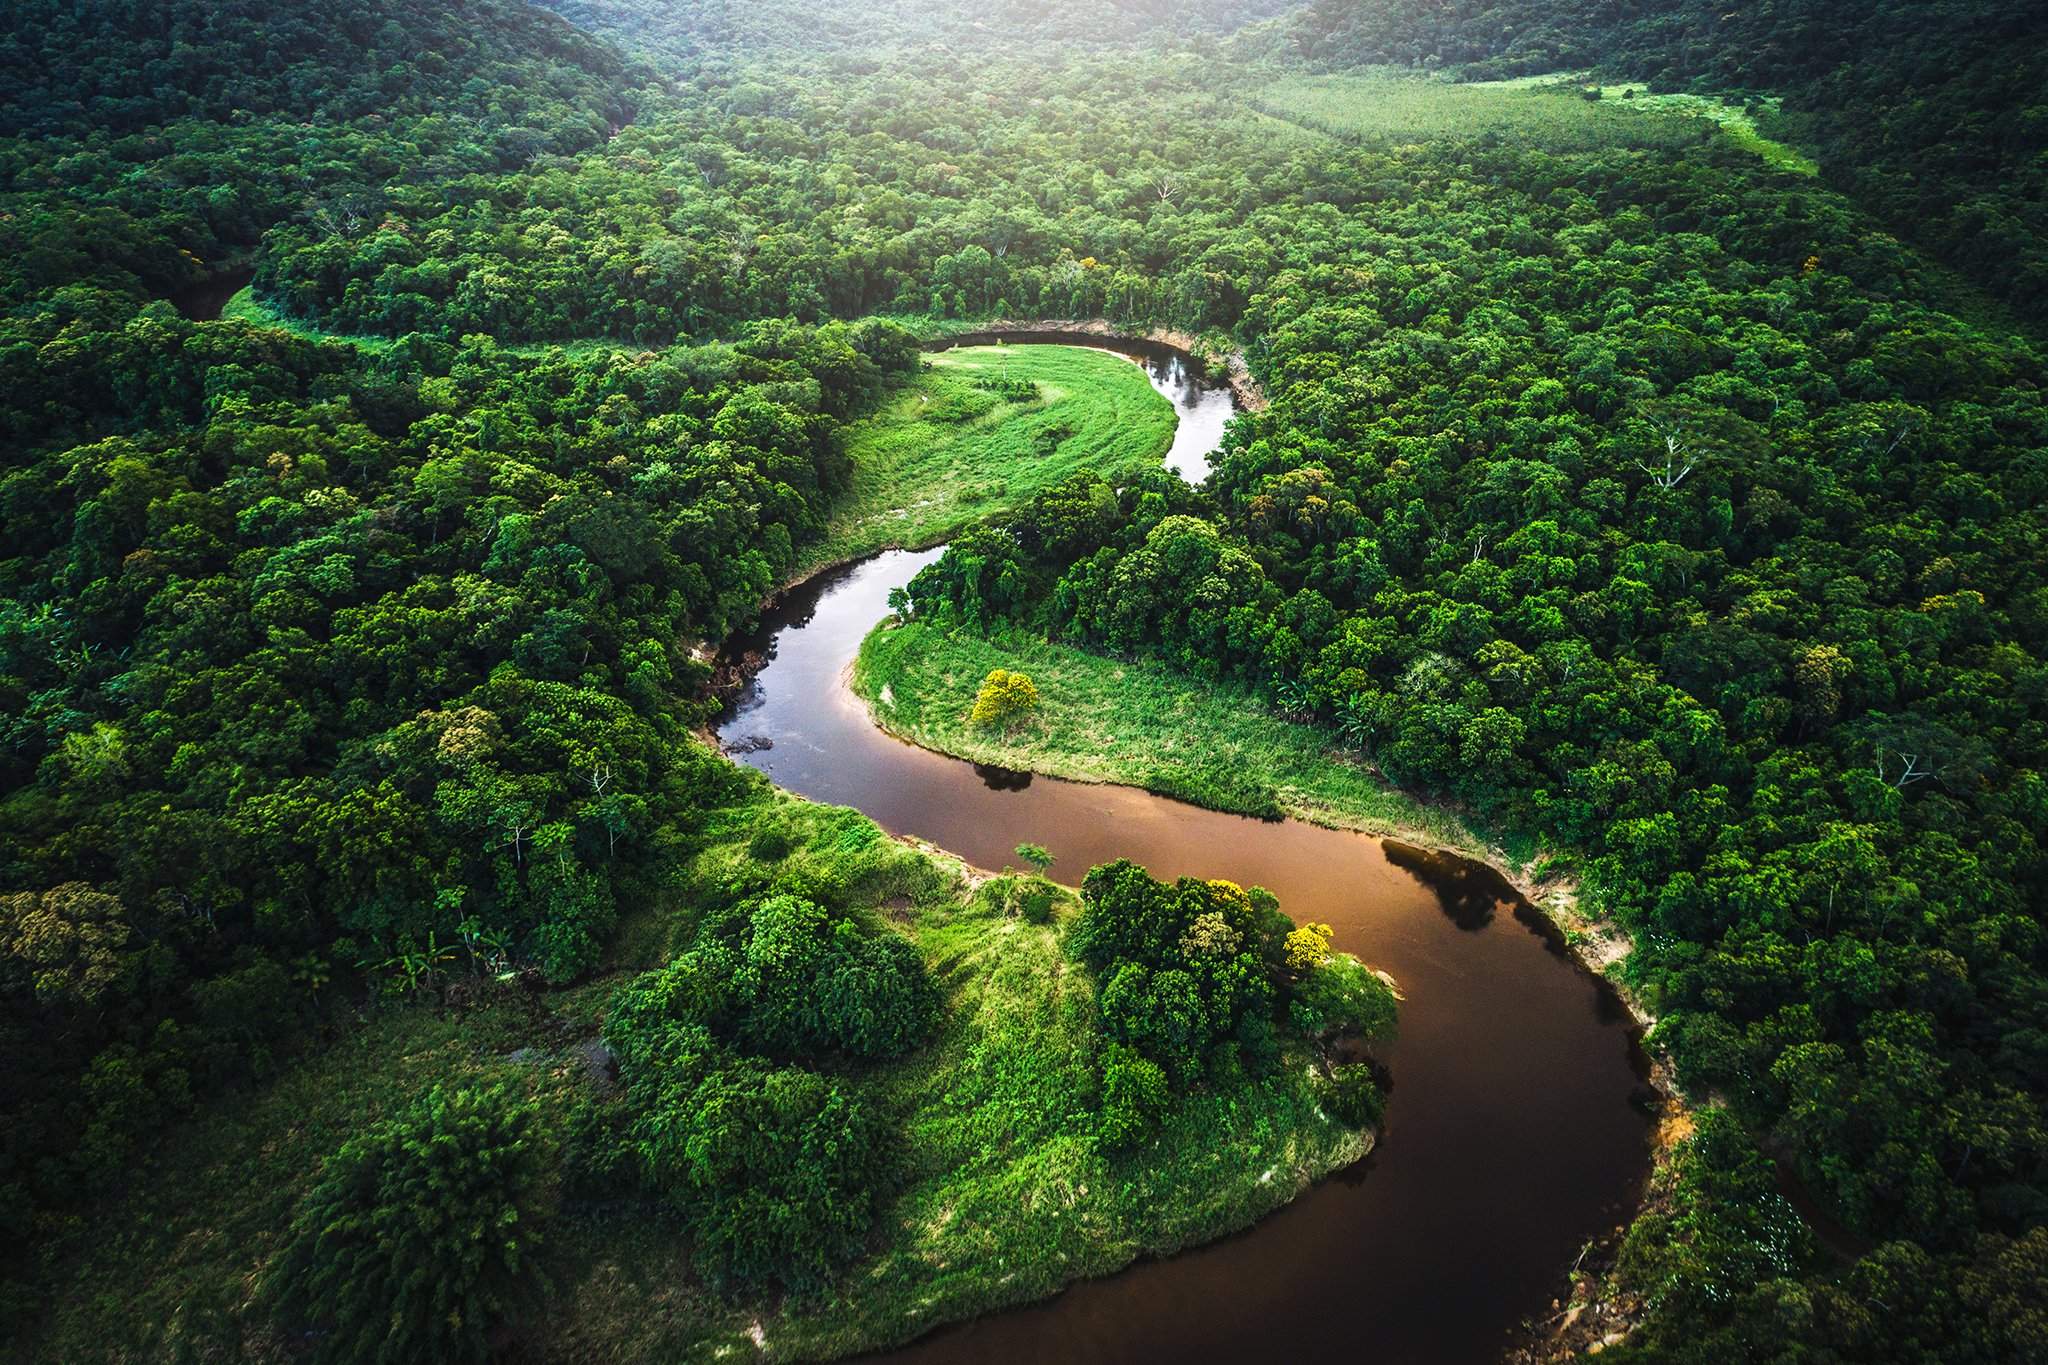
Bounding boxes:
973 762 1034 791
1383 840 1508 932
713 548 1654 1365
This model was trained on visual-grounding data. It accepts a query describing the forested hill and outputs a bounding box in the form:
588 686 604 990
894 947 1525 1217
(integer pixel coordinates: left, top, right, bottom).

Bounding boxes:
0 0 638 136
535 0 1301 59
1290 0 2048 326
0 0 650 311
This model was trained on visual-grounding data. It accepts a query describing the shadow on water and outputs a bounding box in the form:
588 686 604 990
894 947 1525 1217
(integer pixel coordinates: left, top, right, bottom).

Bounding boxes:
1383 838 1510 931
973 762 1034 791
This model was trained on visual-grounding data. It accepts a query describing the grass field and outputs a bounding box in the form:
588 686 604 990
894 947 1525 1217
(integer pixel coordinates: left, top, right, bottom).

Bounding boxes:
25 778 1362 1363
1255 70 1703 152
1257 70 1816 173
219 287 650 358
799 344 1178 577
854 619 1505 863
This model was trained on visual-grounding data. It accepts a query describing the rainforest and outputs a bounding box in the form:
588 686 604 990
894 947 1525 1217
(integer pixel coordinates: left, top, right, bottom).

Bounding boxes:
2 1 2045 1362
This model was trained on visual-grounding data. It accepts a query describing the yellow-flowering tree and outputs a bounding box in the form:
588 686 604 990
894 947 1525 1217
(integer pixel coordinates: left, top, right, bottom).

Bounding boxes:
1283 921 1335 974
970 668 1040 729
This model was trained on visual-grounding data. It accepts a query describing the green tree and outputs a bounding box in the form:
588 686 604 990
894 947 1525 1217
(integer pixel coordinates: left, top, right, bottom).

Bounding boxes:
265 1085 549 1365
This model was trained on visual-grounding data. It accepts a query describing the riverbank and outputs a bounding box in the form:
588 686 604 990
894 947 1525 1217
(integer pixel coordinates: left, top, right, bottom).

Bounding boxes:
926 316 1267 411
857 618 1518 868
850 615 1685 1361
852 615 1661 1038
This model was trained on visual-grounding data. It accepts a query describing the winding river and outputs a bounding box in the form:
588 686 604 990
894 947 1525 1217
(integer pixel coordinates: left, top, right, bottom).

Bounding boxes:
715 345 1653 1365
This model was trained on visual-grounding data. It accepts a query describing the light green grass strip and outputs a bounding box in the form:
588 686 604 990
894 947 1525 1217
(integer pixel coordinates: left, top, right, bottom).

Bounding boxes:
854 618 1495 861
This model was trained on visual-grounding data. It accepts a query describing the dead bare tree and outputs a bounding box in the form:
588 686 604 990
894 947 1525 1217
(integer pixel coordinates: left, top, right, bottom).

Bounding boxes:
1636 433 1698 489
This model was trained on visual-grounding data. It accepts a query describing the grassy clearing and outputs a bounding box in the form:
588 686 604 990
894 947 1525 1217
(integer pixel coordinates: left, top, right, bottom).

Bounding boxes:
1257 70 1816 173
854 618 1502 862
800 344 1177 577
1465 71 1818 175
24 779 1360 1363
218 287 653 358
1585 83 1818 175
1255 70 1703 153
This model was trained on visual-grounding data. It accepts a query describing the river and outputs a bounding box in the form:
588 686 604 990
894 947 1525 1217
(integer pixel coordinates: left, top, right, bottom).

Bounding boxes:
714 345 1653 1365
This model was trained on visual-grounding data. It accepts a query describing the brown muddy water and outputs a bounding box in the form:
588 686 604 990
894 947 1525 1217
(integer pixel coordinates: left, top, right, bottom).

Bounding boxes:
715 546 1655 1365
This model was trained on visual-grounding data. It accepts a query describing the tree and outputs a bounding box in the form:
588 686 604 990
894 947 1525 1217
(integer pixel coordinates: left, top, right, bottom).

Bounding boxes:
0 883 131 1010
1284 921 1335 974
970 668 1040 729
1014 841 1055 875
265 1085 549 1365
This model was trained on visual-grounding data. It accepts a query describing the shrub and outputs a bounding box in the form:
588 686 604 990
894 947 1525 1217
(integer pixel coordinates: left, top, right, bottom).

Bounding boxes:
1318 1062 1385 1126
970 667 1039 728
1097 1043 1169 1150
1019 879 1058 924
632 1059 891 1294
265 1085 549 1365
732 894 937 1061
748 823 795 861
1289 954 1399 1043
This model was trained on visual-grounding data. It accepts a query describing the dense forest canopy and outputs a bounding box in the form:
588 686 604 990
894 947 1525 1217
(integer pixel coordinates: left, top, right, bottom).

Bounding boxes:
3 0 2047 1360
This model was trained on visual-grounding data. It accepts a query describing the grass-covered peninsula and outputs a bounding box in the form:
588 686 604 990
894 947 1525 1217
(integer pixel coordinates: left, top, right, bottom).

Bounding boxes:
855 618 1504 862
799 344 1177 576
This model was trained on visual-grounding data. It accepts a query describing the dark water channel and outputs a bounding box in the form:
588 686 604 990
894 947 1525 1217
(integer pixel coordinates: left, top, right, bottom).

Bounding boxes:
713 347 1653 1364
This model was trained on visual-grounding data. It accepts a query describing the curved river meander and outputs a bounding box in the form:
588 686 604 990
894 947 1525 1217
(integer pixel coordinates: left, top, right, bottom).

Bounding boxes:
715 345 1654 1365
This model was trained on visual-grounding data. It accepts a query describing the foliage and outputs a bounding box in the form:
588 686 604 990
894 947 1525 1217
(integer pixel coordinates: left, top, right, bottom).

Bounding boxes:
1316 1062 1385 1128
596 889 933 1293
8 0 2048 1354
1287 0 2048 324
1283 920 1335 974
1289 955 1399 1044
264 1084 549 1365
852 612 1481 843
969 668 1041 730
1096 1042 1170 1150
1075 861 1391 1091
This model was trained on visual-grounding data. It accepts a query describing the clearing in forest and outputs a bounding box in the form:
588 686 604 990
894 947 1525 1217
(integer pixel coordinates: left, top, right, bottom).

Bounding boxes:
800 343 1177 577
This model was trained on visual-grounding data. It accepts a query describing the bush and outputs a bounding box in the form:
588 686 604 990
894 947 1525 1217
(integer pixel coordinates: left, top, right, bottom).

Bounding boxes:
1096 1043 1169 1150
1019 879 1058 924
561 1097 636 1202
1289 954 1399 1043
632 1059 892 1294
732 894 937 1061
264 1085 549 1365
970 667 1040 728
748 823 795 861
1318 1062 1385 1127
